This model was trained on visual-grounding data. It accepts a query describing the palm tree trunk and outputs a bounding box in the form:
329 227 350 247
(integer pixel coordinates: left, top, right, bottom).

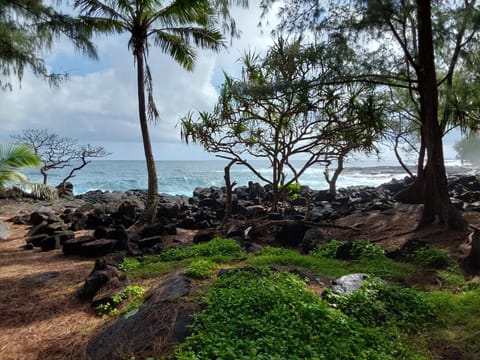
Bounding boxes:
136 50 158 224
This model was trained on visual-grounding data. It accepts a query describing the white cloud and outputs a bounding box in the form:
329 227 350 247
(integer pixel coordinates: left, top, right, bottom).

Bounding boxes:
0 1 280 160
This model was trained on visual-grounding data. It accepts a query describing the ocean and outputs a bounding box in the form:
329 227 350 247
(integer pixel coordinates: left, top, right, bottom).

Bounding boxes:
21 158 475 196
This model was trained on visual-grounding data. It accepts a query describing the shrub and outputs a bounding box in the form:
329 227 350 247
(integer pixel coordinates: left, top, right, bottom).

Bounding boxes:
158 238 242 262
95 285 145 317
311 240 345 258
185 259 217 279
324 279 435 333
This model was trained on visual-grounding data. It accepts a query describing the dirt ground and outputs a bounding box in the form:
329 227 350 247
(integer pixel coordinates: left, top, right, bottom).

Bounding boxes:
0 213 102 360
0 201 477 359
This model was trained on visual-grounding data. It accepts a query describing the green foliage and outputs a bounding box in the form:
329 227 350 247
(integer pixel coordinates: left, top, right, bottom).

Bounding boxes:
95 285 144 317
410 246 455 270
177 268 418 359
279 182 302 200
312 240 385 260
0 0 97 89
157 238 242 262
324 279 435 333
121 239 242 279
185 259 217 279
350 240 386 260
0 143 40 189
396 240 457 270
427 289 480 359
249 247 349 278
310 240 412 281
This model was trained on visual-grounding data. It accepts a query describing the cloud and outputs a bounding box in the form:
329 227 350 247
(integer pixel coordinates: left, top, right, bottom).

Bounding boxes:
0 1 279 160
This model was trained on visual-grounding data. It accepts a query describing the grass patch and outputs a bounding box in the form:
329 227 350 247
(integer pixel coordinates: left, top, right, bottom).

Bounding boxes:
121 238 243 279
247 247 350 277
185 259 217 279
176 268 426 360
427 289 480 359
248 244 416 283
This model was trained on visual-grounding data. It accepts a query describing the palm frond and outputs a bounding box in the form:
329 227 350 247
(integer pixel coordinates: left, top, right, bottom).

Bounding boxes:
0 144 41 168
153 0 214 27
74 0 131 24
150 30 196 70
144 60 160 122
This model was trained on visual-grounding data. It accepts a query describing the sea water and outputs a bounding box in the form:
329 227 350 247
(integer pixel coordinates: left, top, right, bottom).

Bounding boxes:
21 158 475 196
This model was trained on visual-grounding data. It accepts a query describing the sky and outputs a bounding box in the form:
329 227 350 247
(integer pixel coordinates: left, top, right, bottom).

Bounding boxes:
0 2 279 161
0 1 462 161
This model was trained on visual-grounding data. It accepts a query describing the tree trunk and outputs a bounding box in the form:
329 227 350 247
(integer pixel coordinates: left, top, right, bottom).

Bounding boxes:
223 159 237 220
271 186 280 213
394 134 414 178
326 154 345 195
41 167 48 185
136 51 158 225
414 0 466 230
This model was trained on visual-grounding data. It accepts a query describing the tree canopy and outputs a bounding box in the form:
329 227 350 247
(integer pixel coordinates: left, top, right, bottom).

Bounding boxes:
182 37 384 210
0 0 97 89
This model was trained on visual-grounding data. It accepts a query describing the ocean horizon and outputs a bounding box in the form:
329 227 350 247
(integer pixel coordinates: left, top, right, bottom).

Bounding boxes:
21 158 476 196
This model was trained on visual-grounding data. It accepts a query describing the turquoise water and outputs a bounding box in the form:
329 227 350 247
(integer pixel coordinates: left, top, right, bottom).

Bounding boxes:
21 159 473 196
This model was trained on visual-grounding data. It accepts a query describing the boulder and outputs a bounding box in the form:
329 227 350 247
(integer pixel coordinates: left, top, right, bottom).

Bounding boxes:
86 276 195 360
301 228 327 254
78 254 125 300
78 239 119 257
330 273 369 294
193 229 216 244
137 236 163 250
63 236 96 256
275 220 308 247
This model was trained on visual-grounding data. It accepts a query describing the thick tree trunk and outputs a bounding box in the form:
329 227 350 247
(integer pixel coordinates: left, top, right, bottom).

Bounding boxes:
136 51 159 225
413 0 466 230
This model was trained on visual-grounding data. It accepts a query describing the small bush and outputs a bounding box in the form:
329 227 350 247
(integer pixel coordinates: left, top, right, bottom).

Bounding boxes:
351 240 386 260
185 259 217 279
311 240 345 258
411 246 454 269
95 285 145 317
158 238 242 262
324 279 435 333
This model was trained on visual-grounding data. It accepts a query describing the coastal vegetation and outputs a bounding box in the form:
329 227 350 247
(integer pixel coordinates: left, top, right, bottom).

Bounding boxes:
2 1 480 359
0 0 97 89
12 129 109 187
112 237 480 359
181 36 382 209
0 143 40 189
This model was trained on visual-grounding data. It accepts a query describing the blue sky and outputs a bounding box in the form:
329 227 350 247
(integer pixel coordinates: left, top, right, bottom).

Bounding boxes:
0 1 463 161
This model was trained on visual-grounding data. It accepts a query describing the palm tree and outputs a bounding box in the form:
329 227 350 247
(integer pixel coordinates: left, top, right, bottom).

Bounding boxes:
74 0 224 224
0 144 41 190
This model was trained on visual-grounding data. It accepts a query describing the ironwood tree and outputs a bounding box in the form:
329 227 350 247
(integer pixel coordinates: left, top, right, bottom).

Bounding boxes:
261 0 480 230
0 0 97 89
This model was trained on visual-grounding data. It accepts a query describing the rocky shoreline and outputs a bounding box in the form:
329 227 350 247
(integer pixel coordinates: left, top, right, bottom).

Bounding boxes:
2 174 480 256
